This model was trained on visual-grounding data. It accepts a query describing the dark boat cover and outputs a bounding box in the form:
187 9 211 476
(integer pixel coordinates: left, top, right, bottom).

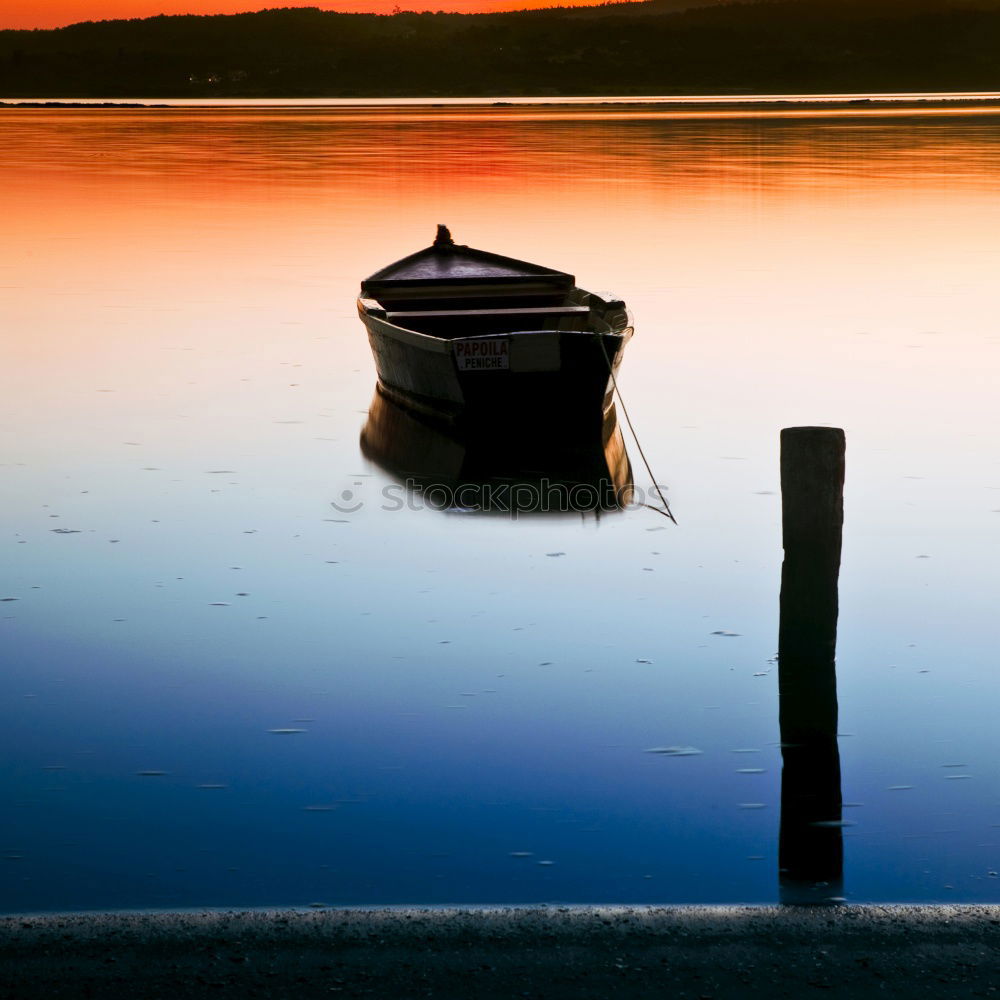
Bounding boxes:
361 225 574 294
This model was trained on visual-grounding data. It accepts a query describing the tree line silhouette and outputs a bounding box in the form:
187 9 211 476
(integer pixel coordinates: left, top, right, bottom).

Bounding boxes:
1 0 999 98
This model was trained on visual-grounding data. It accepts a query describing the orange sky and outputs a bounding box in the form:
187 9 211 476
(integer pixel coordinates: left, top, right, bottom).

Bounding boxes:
1 0 610 30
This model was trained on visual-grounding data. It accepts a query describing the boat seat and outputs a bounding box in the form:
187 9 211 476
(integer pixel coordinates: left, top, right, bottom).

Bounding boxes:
385 305 590 321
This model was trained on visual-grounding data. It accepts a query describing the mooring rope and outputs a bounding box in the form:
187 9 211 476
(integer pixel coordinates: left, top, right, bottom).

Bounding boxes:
597 334 677 525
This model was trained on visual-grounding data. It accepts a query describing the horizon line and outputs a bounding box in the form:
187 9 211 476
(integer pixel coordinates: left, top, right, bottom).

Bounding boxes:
0 0 653 32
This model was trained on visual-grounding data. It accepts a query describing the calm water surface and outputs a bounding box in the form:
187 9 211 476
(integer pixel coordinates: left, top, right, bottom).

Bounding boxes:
3 102 1000 912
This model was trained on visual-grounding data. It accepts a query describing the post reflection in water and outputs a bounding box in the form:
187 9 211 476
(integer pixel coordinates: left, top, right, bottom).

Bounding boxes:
777 428 846 906
359 387 634 517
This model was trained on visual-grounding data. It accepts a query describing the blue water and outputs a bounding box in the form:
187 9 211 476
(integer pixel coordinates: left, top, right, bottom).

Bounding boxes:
4 101 1000 911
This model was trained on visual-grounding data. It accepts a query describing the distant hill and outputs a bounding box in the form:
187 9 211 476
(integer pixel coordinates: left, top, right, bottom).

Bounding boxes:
559 0 732 15
1 0 999 97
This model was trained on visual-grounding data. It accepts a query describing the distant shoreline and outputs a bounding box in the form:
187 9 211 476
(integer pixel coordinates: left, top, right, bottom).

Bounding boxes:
9 92 998 109
5 94 1000 113
0 100 170 107
6 3 1000 106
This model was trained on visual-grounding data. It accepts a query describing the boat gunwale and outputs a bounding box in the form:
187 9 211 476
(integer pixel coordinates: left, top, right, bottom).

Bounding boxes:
357 293 633 348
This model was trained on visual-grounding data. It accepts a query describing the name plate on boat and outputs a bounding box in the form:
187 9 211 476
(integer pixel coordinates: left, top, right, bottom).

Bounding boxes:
453 338 510 371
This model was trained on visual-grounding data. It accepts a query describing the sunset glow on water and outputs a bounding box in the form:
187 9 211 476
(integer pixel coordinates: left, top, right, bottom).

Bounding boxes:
3 101 1000 911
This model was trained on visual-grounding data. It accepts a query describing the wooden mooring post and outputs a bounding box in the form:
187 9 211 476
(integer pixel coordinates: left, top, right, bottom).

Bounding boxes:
777 426 845 904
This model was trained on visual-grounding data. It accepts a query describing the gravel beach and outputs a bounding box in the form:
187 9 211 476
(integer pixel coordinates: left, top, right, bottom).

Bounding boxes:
3 905 1000 999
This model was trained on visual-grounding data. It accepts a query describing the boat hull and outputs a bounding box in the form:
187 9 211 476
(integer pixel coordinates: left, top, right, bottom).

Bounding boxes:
360 310 631 429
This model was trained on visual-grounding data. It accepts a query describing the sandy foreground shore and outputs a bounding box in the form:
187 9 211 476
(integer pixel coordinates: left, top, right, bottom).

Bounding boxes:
3 905 1000 999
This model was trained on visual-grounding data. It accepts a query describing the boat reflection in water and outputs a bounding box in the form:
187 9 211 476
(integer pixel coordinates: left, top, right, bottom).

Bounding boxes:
360 387 633 517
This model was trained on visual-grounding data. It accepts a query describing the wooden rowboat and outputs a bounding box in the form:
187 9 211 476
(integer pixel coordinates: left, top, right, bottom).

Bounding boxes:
357 226 633 428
